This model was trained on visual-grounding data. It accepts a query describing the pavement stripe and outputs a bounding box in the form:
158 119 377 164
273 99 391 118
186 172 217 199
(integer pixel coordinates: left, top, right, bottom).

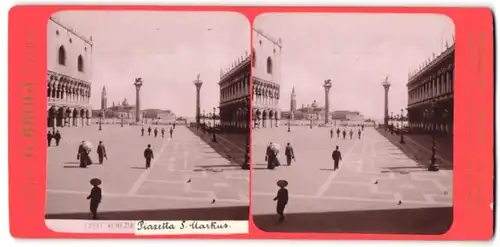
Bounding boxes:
47 189 247 204
315 139 360 197
127 138 172 195
252 192 450 206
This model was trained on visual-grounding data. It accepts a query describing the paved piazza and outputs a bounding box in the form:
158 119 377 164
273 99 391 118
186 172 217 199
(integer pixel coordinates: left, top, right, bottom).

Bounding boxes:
46 125 249 220
252 126 453 233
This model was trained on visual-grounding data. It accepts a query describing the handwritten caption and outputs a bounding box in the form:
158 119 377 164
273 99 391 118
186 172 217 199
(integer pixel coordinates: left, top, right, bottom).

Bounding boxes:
135 220 248 235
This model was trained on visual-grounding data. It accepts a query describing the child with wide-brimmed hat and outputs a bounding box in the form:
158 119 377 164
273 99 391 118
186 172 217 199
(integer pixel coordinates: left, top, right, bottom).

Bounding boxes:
87 178 102 220
273 180 289 223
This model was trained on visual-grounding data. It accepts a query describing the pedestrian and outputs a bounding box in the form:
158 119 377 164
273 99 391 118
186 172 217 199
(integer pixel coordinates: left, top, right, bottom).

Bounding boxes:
332 145 342 171
273 180 289 223
47 131 53 147
169 127 173 138
358 129 362 139
77 141 87 168
54 130 61 146
97 141 107 164
148 126 152 136
342 129 346 139
362 125 365 131
336 128 340 138
266 142 276 170
144 144 154 169
173 122 176 129
285 143 295 166
161 128 165 138
154 128 158 138
330 128 334 138
87 178 102 220
141 127 145 136
349 129 354 139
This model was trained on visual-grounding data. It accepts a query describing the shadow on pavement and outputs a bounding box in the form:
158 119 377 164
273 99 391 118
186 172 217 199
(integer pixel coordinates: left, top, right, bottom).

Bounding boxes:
253 206 453 234
46 205 249 221
375 128 453 170
187 127 248 166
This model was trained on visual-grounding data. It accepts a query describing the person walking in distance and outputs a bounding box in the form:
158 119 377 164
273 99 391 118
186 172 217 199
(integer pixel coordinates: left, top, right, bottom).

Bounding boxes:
330 128 334 139
154 128 158 138
144 144 154 169
161 128 165 138
97 141 107 164
169 127 174 138
358 129 362 139
332 145 342 171
342 129 347 139
54 130 61 146
336 128 341 138
47 131 53 147
141 127 145 136
87 178 102 220
349 129 354 140
285 143 295 166
273 180 289 223
147 126 152 136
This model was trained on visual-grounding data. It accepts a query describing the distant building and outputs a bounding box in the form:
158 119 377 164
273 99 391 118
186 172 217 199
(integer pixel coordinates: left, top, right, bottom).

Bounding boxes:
252 28 282 128
47 15 93 128
218 50 251 131
407 41 454 135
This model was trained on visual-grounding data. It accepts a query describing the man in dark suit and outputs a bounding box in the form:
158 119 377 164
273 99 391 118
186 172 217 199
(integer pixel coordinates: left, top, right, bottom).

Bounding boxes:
144 144 154 169
330 129 334 138
47 131 53 147
54 130 62 146
332 145 342 171
285 143 295 166
97 141 107 164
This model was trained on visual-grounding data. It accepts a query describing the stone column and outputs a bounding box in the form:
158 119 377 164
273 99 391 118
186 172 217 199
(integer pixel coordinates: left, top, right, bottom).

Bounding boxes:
194 76 203 125
323 79 332 124
383 79 391 128
134 78 143 123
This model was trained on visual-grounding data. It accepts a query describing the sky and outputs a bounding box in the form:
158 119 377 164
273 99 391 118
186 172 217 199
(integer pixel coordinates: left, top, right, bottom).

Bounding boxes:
52 11 250 118
254 13 454 121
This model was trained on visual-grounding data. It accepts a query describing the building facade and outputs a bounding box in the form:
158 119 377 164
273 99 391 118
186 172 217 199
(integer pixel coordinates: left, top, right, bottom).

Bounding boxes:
252 28 282 128
218 52 251 132
47 16 93 128
407 42 454 135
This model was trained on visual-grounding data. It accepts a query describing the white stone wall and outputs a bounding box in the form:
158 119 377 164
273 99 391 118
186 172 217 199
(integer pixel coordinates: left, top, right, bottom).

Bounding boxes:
47 15 93 83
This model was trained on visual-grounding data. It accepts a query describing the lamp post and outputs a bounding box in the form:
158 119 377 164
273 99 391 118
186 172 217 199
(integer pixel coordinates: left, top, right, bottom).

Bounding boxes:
212 107 217 142
428 99 439 171
202 110 206 125
400 109 405 144
287 114 291 132
98 111 103 131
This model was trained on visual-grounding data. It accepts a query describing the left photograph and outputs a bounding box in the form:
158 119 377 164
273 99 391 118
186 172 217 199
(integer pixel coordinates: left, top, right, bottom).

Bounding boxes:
45 11 251 223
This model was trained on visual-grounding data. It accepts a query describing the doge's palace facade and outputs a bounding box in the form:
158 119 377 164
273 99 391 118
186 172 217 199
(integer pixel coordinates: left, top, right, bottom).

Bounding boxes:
47 16 93 128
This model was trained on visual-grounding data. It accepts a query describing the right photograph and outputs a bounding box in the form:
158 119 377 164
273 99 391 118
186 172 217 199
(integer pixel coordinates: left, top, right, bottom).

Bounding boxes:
251 13 454 234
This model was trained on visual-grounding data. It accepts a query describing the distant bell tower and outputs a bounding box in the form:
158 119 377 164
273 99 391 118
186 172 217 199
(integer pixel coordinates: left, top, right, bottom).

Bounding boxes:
101 86 107 111
290 86 297 112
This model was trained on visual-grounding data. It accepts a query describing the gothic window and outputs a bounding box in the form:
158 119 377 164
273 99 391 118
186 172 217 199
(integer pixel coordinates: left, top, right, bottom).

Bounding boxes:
58 45 66 66
266 57 273 74
77 55 84 72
